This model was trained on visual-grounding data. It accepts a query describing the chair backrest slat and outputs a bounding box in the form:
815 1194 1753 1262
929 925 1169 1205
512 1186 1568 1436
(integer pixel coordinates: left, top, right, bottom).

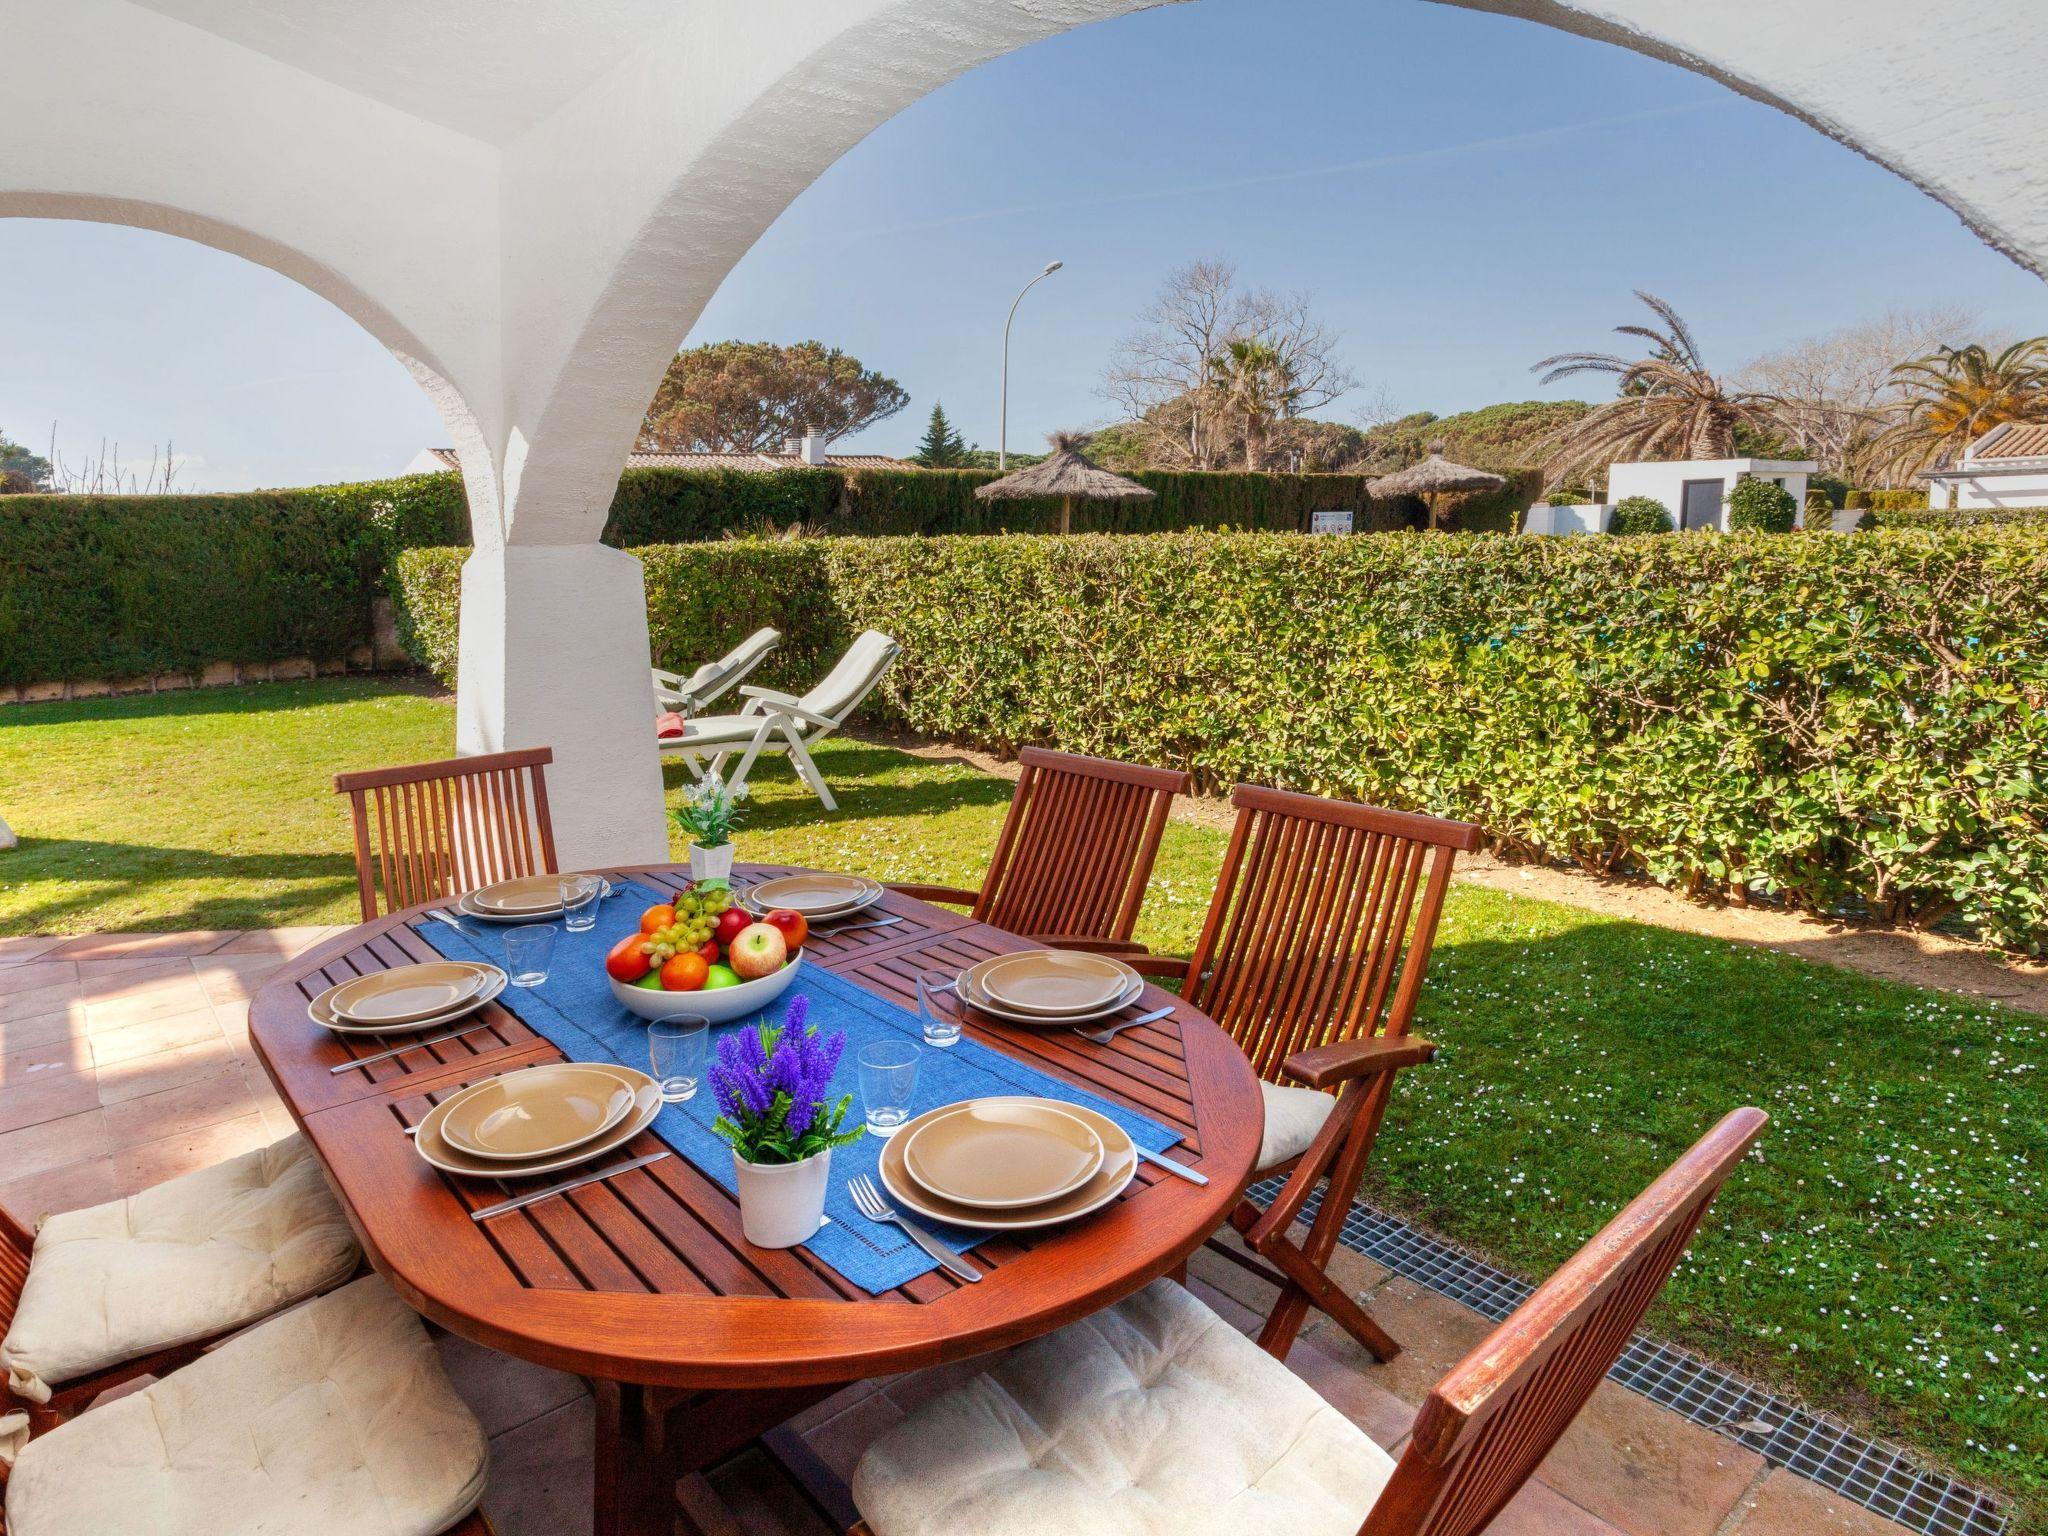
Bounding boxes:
335 748 559 920
1359 1108 1768 1536
1183 786 1482 1083
974 748 1190 944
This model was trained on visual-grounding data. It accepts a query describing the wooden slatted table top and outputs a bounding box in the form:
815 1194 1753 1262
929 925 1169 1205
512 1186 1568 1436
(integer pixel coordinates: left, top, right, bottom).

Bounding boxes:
249 864 1262 1390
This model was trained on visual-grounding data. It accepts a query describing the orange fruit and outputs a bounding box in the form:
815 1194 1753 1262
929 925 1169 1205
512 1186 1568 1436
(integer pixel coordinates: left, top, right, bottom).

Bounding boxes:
640 904 677 934
659 952 709 991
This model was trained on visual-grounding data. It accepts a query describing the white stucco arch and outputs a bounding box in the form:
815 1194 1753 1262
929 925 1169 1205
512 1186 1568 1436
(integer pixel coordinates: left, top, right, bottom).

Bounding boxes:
7 0 2042 865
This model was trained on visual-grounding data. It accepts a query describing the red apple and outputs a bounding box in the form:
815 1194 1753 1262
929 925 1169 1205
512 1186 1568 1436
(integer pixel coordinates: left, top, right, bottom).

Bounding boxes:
727 922 788 980
763 907 808 949
695 938 721 964
714 905 753 947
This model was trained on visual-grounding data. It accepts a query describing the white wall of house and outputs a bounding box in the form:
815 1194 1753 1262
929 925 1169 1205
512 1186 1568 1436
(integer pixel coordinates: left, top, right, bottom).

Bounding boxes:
1521 503 1610 535
1927 468 2048 508
1607 459 1816 531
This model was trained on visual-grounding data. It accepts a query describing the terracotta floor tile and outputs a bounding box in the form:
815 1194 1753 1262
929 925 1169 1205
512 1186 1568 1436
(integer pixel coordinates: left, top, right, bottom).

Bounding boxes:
0 1105 109 1181
1285 1329 1417 1449
83 976 216 1033
708 1447 837 1536
482 1395 595 1536
1185 1271 1268 1334
0 936 68 968
212 998 252 1045
112 1109 274 1188
0 1033 94 1086
193 955 282 1003
49 930 239 961
0 979 84 1025
0 960 77 998
1489 1479 1632 1536
797 1390 905 1487
1336 1277 1496 1405
1534 1379 1763 1536
0 1069 104 1135
1730 1468 1910 1535
93 1036 241 1105
74 956 193 991
218 927 337 958
1187 1230 1285 1318
102 1068 260 1150
0 1004 89 1057
88 1007 224 1068
436 1330 589 1440
0 1153 119 1228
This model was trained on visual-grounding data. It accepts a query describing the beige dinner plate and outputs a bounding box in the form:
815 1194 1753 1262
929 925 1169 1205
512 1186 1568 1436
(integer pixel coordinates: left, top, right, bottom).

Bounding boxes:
440 1063 638 1160
880 1097 1137 1231
902 1099 1105 1209
309 965 507 1036
414 1067 659 1180
956 967 1143 1028
469 875 569 914
746 873 880 919
326 962 489 1024
454 881 609 926
972 951 1136 1017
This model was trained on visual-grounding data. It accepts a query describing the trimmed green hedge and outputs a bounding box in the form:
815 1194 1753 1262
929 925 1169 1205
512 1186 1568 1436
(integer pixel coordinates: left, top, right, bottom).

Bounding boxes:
0 474 465 686
393 528 2048 953
1865 505 2048 531
1846 487 1930 511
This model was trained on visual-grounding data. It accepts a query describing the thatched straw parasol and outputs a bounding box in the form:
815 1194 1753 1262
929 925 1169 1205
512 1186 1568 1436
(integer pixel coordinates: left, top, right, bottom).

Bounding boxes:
1368 440 1506 529
975 430 1155 533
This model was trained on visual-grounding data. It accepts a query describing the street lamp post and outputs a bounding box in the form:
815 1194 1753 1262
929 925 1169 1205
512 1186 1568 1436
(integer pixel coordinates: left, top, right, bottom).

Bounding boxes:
999 259 1063 470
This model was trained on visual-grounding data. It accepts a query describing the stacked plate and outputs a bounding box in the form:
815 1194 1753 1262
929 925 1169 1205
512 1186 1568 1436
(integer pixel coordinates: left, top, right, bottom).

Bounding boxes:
745 872 883 925
454 875 611 925
309 961 506 1036
878 1096 1138 1231
414 1062 663 1179
956 950 1143 1028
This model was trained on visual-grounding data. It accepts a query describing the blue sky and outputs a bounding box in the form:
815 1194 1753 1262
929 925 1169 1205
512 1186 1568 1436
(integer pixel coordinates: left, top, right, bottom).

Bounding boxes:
4 0 2044 488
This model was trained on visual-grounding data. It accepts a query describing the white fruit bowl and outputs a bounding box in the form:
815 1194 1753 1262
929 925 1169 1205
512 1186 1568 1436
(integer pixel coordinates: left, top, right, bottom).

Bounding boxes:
608 952 804 1024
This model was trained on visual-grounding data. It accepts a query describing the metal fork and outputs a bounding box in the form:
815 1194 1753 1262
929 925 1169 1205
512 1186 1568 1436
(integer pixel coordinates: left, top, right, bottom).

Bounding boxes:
1079 1003 1174 1047
847 1175 981 1281
424 908 484 941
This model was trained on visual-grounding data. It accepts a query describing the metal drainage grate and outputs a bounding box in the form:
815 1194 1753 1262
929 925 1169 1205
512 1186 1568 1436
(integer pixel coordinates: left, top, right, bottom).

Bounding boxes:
1245 1180 2009 1536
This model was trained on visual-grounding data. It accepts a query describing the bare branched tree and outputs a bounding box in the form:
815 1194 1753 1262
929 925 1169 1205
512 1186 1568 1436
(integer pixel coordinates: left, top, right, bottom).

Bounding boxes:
1736 306 1976 482
44 425 183 495
1101 260 1354 470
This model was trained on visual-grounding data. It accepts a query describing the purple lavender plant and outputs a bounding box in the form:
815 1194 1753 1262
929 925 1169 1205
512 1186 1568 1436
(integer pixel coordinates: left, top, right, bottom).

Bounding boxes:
709 994 861 1165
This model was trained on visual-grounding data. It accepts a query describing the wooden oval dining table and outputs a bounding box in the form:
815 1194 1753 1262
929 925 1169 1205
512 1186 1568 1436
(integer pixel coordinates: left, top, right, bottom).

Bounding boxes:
249 863 1263 1536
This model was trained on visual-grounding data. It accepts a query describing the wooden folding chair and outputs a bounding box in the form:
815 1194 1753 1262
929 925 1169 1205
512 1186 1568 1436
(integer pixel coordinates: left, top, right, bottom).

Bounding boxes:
1121 785 1482 1359
889 747 1189 946
334 748 558 920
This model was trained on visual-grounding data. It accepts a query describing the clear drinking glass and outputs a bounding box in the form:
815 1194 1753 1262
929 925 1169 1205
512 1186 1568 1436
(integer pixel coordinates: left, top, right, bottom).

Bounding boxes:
503 925 556 987
559 875 603 932
915 969 963 1049
648 1015 709 1103
857 1039 920 1137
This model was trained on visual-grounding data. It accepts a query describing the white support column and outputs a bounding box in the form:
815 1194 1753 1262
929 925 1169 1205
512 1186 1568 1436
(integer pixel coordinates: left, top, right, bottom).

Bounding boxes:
455 543 669 868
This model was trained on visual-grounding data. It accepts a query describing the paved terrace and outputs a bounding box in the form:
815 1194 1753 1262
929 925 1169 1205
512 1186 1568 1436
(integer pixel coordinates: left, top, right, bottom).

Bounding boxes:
0 929 1902 1536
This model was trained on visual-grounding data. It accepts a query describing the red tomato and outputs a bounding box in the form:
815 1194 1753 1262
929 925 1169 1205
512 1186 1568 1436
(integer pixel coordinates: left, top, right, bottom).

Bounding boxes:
639 905 677 935
696 938 721 964
660 952 709 991
605 931 652 982
763 907 808 949
714 906 752 946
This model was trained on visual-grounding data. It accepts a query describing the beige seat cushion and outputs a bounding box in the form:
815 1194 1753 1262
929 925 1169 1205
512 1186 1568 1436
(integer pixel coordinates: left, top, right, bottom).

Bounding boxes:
853 1278 1394 1536
1259 1079 1337 1171
1 1132 359 1402
4 1275 487 1536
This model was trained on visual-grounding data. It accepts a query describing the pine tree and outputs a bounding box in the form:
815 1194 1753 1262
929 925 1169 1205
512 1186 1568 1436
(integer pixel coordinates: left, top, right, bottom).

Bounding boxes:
913 403 969 468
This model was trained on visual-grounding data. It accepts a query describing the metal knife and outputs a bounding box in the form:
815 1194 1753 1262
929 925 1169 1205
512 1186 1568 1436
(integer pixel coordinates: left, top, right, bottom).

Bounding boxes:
470 1151 670 1221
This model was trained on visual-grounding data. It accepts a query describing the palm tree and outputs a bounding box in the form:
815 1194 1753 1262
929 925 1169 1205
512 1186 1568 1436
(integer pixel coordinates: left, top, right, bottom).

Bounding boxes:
1868 338 2048 481
1532 291 1785 480
1206 338 1299 471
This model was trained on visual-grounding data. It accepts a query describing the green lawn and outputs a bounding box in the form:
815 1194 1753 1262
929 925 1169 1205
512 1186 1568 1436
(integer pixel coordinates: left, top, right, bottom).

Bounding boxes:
2 679 2041 1519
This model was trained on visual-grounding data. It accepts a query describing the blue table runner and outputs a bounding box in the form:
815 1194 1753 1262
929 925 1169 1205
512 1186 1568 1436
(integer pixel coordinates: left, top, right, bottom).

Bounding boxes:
415 884 1182 1293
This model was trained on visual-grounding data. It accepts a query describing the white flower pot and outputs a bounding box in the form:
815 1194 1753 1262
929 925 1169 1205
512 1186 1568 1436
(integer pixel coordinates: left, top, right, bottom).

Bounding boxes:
733 1147 831 1249
690 841 735 883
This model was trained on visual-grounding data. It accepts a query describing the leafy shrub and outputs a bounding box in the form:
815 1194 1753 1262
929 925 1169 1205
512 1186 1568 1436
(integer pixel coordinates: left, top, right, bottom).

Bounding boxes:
1866 505 2048 531
1847 487 1929 512
1726 476 1798 532
1606 495 1673 534
391 527 2048 953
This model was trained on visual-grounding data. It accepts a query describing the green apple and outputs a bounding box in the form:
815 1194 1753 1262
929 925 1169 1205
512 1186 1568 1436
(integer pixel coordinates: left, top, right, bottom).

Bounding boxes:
633 971 665 990
702 963 743 990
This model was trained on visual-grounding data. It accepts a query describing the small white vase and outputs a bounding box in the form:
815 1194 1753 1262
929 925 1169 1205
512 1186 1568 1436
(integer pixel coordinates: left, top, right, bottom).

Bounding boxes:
733 1147 831 1249
689 841 735 883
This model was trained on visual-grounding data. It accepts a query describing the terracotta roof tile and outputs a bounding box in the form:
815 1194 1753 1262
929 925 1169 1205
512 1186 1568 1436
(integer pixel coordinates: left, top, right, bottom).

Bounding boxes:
1976 423 2048 460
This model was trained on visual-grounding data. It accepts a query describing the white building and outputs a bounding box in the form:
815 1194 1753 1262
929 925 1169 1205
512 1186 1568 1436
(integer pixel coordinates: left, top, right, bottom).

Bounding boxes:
1921 423 2048 508
1524 457 1822 535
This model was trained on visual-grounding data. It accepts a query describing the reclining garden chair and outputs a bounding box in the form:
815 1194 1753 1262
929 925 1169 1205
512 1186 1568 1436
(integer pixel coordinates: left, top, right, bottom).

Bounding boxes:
852 1107 1767 1536
652 626 780 726
1102 786 1482 1359
659 629 901 811
889 747 1189 946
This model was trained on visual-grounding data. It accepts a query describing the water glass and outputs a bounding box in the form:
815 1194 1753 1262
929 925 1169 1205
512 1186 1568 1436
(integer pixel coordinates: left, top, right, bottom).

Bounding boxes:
559 875 603 932
915 970 963 1049
648 1015 709 1104
857 1039 920 1137
503 924 556 987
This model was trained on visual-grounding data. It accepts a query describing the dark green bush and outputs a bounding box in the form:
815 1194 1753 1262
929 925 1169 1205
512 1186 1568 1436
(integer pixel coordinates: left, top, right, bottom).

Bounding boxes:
390 527 2048 953
1607 495 1673 535
0 474 464 686
603 466 839 542
1726 476 1798 532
